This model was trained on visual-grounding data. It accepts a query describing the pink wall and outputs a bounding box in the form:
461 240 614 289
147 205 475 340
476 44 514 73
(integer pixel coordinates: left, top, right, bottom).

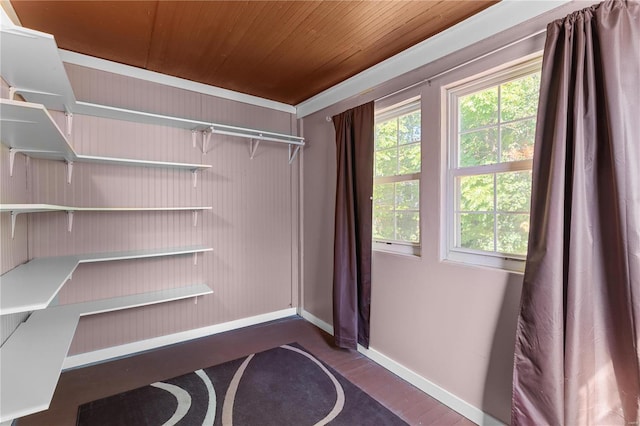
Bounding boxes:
2 65 300 354
300 4 589 422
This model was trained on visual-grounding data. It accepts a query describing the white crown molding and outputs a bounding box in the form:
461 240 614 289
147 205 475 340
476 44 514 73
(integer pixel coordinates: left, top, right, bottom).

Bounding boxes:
58 49 297 115
295 0 571 118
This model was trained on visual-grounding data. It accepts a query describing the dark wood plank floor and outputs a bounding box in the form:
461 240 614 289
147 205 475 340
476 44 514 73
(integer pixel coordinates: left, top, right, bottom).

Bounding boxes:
17 316 476 425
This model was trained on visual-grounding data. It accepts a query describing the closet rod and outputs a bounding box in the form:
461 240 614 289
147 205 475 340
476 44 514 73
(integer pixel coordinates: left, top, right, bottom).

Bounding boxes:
376 28 547 103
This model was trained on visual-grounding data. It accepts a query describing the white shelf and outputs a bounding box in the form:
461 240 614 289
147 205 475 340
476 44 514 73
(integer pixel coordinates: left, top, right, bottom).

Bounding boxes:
0 203 211 213
0 284 213 424
0 98 76 162
75 154 210 171
0 23 77 112
0 21 304 158
0 99 212 175
0 246 213 315
0 256 78 315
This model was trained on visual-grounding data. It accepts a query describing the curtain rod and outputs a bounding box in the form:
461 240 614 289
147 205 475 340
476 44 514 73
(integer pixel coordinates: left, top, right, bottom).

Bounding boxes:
375 28 547 104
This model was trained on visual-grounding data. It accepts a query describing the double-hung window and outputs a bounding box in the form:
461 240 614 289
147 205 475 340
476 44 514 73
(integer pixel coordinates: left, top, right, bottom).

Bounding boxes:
445 58 541 271
373 98 421 255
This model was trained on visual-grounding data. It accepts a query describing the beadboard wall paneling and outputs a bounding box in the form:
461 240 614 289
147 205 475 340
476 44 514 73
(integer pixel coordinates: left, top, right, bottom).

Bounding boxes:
1 81 30 345
20 64 300 355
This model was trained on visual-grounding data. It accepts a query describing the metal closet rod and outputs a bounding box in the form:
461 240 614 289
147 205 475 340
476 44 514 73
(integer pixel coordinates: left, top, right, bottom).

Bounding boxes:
375 28 548 103
209 124 305 146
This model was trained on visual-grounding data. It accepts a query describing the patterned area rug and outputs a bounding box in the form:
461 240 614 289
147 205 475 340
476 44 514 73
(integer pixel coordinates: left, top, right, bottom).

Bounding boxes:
77 343 407 425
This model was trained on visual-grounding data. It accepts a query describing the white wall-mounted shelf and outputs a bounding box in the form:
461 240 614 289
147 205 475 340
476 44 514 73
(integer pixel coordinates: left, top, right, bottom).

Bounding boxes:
0 246 213 315
0 204 212 237
0 283 213 424
0 17 304 163
1 98 212 184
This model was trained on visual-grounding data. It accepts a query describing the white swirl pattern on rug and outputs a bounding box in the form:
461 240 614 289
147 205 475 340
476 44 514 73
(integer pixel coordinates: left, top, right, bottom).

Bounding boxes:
150 381 192 426
221 345 345 426
148 346 345 426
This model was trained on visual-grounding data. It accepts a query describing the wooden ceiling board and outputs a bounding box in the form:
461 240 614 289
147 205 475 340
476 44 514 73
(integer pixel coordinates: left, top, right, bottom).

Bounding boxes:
11 0 158 69
10 0 497 105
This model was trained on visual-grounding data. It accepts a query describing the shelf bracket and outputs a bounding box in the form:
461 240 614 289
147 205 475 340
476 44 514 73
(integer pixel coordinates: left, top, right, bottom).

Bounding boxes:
192 210 198 227
202 129 212 154
9 148 18 177
249 139 261 159
9 86 18 101
67 211 74 232
65 112 73 136
192 130 198 149
10 212 17 239
192 170 198 188
193 252 198 265
66 161 74 184
288 144 301 165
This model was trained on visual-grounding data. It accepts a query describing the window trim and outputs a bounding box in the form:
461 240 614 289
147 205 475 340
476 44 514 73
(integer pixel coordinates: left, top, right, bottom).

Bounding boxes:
443 56 542 272
373 97 421 256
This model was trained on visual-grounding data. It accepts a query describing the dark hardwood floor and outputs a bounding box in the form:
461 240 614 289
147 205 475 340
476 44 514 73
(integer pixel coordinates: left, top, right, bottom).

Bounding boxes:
17 316 475 425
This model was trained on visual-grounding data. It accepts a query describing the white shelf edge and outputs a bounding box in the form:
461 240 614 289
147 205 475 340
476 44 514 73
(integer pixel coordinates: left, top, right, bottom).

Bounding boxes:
1 99 211 173
0 204 212 213
1 246 213 315
0 283 212 424
70 284 213 317
74 154 211 170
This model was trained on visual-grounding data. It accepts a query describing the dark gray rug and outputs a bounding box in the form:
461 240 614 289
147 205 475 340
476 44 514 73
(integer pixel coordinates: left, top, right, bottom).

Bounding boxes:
77 343 407 425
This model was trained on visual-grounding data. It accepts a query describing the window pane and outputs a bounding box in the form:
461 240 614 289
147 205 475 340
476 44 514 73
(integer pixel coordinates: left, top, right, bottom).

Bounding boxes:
396 211 419 243
459 127 498 167
458 174 494 212
398 111 421 145
375 118 397 150
501 118 536 162
459 87 498 131
398 144 420 174
497 213 530 255
373 183 394 208
497 171 532 212
375 148 397 177
500 74 541 122
396 180 419 210
373 208 395 240
458 213 495 251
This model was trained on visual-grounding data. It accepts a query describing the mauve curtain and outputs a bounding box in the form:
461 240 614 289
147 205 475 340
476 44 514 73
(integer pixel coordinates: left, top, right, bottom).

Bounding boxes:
332 102 374 350
512 1 640 425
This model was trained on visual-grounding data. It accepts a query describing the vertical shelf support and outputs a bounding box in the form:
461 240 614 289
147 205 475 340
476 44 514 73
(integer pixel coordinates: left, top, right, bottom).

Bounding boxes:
192 210 198 227
193 252 198 265
67 211 74 232
192 171 198 188
202 129 212 154
66 161 74 184
10 212 17 239
9 148 18 177
191 130 198 149
288 144 301 165
65 112 73 136
249 139 261 159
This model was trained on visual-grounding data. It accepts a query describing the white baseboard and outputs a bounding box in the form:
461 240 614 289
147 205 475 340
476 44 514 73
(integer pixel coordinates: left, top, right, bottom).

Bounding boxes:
300 309 504 426
63 308 297 370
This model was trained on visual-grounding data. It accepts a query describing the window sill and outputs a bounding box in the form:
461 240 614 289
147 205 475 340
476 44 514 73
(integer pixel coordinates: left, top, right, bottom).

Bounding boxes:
373 241 421 258
445 249 525 273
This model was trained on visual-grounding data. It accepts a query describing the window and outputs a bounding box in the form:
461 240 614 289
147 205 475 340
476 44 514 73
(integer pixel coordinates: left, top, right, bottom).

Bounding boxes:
445 58 541 271
373 98 421 255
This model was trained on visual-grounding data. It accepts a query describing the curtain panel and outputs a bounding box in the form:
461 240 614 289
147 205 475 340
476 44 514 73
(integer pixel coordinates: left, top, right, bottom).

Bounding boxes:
332 102 374 350
512 1 640 425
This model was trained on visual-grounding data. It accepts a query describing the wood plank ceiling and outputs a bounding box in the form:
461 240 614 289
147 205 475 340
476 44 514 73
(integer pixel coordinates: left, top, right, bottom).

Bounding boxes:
10 1 497 105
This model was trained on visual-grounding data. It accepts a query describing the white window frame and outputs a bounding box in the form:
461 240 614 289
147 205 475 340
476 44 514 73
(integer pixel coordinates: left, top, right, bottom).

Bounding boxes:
444 57 542 272
373 97 421 257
